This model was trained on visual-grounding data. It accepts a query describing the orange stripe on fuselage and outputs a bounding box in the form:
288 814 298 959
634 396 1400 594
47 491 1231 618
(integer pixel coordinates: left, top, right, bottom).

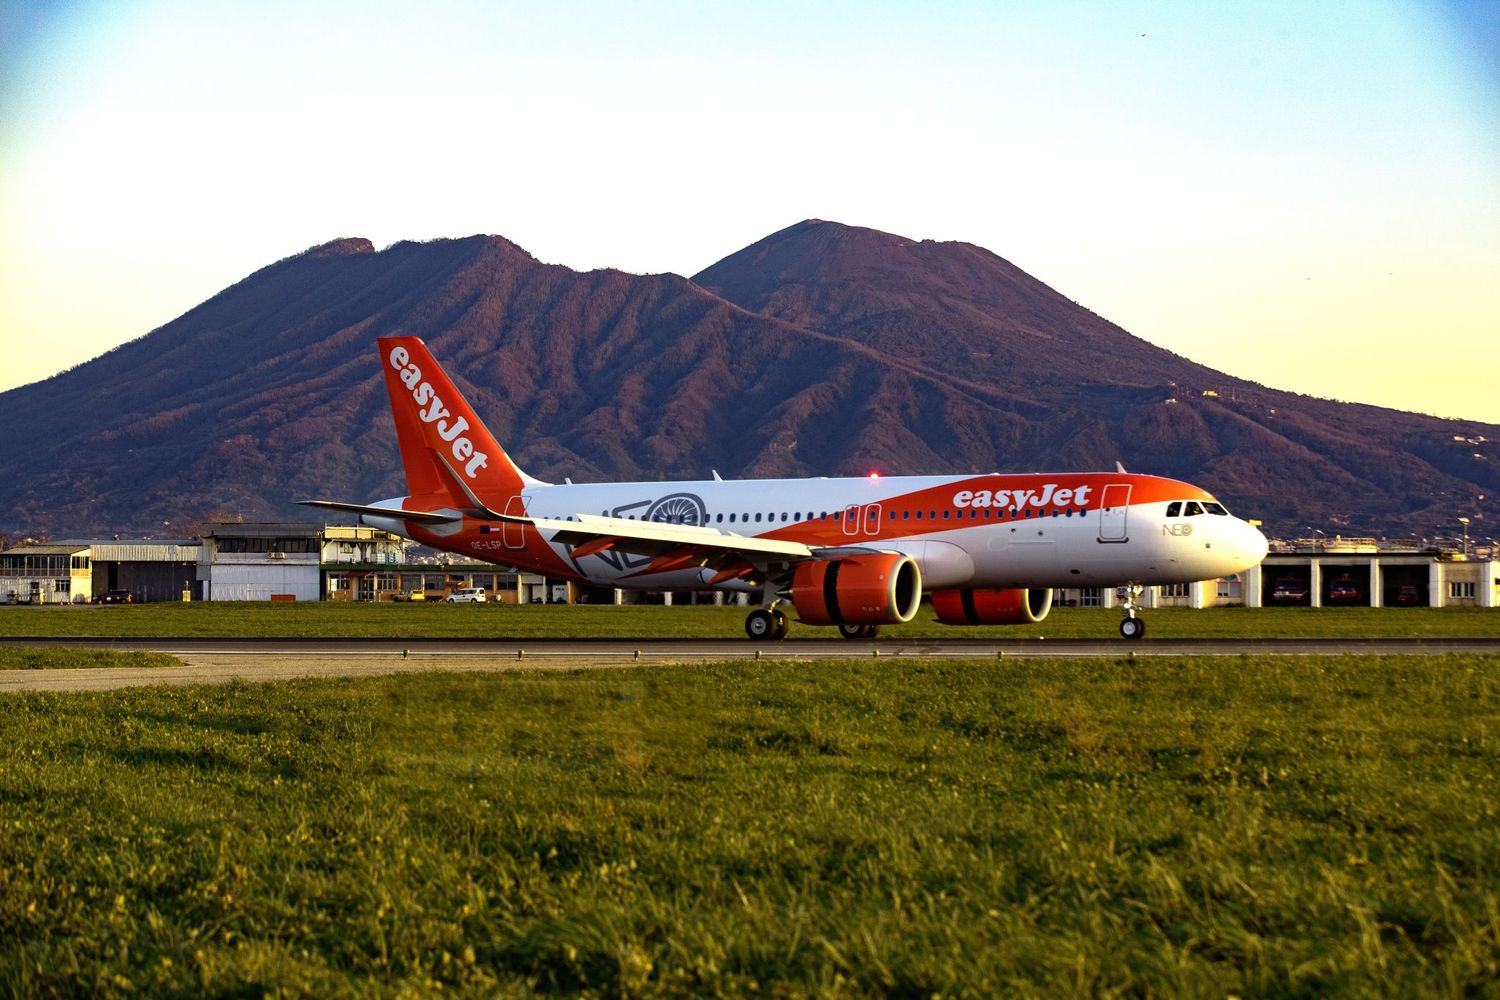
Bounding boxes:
401 507 589 583
756 473 1213 547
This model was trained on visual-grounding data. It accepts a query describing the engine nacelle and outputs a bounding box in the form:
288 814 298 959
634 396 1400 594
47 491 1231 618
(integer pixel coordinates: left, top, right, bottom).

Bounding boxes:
930 587 1053 626
788 553 923 626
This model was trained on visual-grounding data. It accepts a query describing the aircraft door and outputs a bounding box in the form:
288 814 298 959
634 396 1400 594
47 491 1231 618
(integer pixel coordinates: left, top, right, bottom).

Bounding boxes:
1098 484 1131 543
863 503 882 535
503 495 529 550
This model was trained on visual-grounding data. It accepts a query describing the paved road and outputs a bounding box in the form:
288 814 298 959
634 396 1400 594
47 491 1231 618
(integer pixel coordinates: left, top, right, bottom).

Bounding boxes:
2 636 1497 692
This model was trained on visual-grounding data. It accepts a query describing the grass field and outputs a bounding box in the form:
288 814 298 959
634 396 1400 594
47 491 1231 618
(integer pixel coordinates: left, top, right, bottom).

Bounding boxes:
2 656 1497 996
3 601 1499 640
0 647 177 671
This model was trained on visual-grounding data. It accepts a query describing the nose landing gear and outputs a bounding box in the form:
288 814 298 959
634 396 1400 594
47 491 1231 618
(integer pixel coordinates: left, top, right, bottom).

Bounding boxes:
1117 584 1146 640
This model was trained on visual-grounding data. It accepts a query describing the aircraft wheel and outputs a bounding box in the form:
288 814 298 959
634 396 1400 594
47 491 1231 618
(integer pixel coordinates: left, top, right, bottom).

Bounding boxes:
770 608 790 640
745 609 776 640
1119 617 1146 640
838 624 864 640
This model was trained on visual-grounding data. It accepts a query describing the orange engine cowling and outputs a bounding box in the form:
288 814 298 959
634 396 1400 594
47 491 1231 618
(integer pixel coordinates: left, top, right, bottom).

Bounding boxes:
930 587 1053 625
788 553 923 626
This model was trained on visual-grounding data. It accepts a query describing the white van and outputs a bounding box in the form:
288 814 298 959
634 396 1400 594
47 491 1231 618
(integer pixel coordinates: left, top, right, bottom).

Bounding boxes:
443 587 487 604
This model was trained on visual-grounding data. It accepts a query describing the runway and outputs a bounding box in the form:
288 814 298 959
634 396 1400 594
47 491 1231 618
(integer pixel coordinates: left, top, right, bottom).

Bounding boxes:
3 636 1498 692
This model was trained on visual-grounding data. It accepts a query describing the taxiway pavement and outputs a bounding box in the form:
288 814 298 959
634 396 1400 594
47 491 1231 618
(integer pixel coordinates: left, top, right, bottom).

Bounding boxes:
2 636 1497 692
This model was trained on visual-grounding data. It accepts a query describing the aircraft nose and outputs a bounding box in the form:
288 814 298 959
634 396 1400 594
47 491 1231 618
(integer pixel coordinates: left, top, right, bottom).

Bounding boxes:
1240 519 1269 568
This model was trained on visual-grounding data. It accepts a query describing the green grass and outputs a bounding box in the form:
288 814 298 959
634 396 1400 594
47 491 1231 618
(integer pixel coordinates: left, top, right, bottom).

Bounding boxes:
2 601 1498 640
0 647 178 670
2 656 1497 996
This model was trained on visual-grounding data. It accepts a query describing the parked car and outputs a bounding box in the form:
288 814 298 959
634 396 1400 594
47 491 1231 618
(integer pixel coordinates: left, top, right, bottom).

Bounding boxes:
1393 583 1423 606
1326 577 1363 605
96 590 135 604
1269 579 1310 604
392 589 426 602
444 587 487 603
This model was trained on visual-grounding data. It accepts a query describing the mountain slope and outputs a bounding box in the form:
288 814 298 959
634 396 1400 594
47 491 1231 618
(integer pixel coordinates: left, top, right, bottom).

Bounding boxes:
0 223 1494 540
694 220 1498 537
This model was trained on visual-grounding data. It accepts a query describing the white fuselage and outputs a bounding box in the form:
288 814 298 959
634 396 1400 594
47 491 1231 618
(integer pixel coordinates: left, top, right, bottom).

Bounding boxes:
363 471 1269 593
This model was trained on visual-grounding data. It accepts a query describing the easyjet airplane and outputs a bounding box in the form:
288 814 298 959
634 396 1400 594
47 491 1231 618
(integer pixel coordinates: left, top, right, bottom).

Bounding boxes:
301 337 1269 640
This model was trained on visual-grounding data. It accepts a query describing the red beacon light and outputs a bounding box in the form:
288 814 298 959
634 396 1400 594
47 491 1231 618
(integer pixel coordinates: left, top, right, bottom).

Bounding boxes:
868 471 880 479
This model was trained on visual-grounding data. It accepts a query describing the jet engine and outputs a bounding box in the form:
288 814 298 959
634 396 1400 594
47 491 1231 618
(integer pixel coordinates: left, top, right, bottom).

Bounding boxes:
930 587 1053 626
788 553 922 626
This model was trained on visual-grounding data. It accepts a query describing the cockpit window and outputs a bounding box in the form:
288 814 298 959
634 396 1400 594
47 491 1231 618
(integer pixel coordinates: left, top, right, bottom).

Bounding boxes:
1183 501 1203 516
1203 501 1228 515
1166 501 1182 517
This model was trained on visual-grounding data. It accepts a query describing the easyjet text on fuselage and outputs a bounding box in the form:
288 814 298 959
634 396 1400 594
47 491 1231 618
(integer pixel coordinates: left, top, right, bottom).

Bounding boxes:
951 483 1093 509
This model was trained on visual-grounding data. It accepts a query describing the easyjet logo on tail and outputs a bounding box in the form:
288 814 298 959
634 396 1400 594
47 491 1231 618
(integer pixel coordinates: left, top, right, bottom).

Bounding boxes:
388 345 489 480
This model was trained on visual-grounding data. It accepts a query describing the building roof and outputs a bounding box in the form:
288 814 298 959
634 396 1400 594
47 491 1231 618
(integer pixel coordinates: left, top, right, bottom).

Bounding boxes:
200 522 323 538
0 543 91 556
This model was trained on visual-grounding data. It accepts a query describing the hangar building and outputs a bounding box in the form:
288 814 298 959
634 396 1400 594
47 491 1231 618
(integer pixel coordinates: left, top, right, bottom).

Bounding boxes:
0 539 200 603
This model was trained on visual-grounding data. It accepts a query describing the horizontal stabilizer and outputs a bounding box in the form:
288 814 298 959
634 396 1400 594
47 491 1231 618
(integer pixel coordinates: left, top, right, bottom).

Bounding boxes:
296 500 460 525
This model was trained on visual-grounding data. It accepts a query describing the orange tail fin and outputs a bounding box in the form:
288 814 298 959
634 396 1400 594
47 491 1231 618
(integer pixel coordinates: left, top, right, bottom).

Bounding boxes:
377 336 537 503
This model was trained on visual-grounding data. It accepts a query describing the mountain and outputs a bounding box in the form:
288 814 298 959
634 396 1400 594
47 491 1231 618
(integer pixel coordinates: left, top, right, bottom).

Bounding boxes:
1 222 1494 541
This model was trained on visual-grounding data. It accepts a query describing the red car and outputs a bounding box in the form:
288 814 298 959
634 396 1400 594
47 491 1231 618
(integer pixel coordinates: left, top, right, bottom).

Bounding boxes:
1326 578 1363 605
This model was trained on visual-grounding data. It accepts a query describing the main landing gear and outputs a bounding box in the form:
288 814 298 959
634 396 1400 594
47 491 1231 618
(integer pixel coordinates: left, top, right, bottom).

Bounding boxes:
1117 584 1146 640
745 606 789 640
742 606 879 641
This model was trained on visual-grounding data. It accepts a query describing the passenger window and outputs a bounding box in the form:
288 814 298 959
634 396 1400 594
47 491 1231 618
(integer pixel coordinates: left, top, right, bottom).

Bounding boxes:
1166 502 1181 517
754 513 762 522
780 512 788 522
1184 501 1203 516
915 511 923 520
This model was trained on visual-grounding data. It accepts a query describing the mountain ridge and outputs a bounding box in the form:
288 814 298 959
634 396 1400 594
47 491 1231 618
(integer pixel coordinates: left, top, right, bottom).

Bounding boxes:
1 221 1493 541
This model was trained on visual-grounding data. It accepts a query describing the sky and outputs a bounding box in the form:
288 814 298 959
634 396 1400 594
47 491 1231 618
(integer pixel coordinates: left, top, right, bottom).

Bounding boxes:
2 0 1497 423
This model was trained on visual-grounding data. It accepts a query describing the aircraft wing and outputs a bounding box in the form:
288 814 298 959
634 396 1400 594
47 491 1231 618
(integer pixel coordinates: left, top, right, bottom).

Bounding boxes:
534 512 811 557
529 513 816 581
